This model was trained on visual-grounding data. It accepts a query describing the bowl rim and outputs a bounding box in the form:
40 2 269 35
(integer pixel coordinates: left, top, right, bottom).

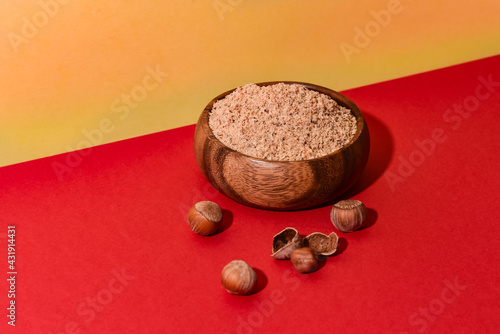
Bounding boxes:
200 81 366 163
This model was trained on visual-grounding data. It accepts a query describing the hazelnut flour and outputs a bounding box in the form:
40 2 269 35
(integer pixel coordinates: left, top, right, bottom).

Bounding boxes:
208 83 357 161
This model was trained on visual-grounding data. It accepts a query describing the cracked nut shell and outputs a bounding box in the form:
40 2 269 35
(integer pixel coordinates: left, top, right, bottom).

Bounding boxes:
271 227 302 259
303 232 339 256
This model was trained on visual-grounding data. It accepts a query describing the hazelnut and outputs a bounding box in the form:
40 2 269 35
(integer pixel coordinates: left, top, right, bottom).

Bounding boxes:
330 199 367 233
303 232 339 256
187 201 223 235
221 260 257 295
271 227 301 259
290 247 318 273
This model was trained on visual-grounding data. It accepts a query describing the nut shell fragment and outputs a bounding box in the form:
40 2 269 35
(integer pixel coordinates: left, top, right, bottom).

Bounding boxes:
303 232 339 256
271 227 301 259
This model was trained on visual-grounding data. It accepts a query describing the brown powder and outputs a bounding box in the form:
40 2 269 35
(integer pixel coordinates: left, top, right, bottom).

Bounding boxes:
208 83 357 161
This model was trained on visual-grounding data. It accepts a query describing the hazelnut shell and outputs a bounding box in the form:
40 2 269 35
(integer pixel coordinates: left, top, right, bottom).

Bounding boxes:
302 232 339 256
271 227 302 259
330 199 367 233
221 260 257 295
187 201 223 235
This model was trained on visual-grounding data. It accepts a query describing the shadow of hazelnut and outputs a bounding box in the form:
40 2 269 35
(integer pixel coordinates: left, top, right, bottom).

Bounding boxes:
252 268 268 293
358 208 377 231
333 237 348 256
216 209 233 234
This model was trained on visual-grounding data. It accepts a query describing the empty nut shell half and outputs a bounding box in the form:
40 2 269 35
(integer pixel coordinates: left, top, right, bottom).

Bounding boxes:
271 227 301 259
302 232 339 256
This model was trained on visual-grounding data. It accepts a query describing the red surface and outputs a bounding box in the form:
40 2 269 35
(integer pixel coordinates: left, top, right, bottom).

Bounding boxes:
1 55 500 334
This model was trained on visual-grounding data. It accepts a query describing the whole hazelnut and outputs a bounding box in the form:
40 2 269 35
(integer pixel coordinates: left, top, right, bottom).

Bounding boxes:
221 260 257 295
330 199 367 233
290 247 318 273
187 201 223 235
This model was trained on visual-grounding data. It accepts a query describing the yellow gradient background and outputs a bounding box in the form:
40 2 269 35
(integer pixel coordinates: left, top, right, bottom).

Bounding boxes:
1 0 499 167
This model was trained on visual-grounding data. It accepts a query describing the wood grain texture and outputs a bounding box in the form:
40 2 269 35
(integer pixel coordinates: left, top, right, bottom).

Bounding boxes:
194 82 370 210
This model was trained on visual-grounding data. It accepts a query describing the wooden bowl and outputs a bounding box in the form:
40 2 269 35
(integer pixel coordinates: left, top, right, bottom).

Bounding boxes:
194 81 370 210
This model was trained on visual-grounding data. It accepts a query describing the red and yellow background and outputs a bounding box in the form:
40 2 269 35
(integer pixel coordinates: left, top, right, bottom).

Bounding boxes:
1 1 500 334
